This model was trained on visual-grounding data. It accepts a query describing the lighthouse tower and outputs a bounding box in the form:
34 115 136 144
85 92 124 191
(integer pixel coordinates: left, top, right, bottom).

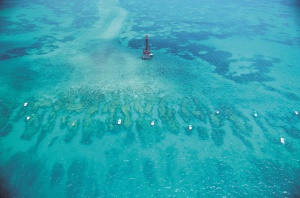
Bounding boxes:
142 35 153 60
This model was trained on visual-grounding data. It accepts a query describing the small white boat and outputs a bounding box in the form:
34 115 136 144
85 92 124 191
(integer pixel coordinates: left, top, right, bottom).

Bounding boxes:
188 125 192 130
254 111 258 117
24 102 28 107
216 110 219 114
280 137 285 144
151 121 155 126
72 122 75 127
117 119 122 125
26 116 30 121
295 111 299 115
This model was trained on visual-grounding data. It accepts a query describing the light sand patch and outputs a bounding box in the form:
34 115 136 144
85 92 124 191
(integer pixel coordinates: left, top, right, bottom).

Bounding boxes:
100 8 127 39
96 0 127 39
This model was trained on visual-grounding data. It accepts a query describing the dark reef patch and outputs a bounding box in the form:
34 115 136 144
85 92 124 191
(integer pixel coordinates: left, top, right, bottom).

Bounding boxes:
234 132 254 149
143 158 156 185
51 162 65 185
0 41 58 60
48 136 59 147
283 126 300 139
198 49 232 75
21 114 42 140
81 118 106 145
72 15 99 29
263 84 300 101
59 35 75 43
255 119 281 145
197 126 209 140
223 54 278 83
66 159 87 197
0 124 12 137
64 123 80 143
211 129 225 146
35 128 48 146
0 19 41 35
229 72 274 83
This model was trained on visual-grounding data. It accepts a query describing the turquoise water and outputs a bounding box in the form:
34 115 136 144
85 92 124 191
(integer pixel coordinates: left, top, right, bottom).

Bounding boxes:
0 0 300 197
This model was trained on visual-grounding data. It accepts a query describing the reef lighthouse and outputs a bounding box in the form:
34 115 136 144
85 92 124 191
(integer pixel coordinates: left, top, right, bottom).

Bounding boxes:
142 35 153 60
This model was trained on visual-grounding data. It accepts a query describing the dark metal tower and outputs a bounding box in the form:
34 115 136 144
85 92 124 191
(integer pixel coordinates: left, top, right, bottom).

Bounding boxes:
142 35 153 60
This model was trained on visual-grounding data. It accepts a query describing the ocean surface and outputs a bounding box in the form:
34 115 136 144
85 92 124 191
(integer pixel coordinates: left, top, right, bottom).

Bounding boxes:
0 0 300 197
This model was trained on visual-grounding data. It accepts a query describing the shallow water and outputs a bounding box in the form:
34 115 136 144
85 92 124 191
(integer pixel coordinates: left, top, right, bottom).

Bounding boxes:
0 0 300 197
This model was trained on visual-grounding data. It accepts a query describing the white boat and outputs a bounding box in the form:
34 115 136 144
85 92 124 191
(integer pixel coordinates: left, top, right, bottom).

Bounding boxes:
151 121 155 126
216 110 219 114
24 102 28 107
26 116 30 121
254 111 258 117
117 119 122 125
280 137 285 144
188 125 192 130
295 111 298 115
